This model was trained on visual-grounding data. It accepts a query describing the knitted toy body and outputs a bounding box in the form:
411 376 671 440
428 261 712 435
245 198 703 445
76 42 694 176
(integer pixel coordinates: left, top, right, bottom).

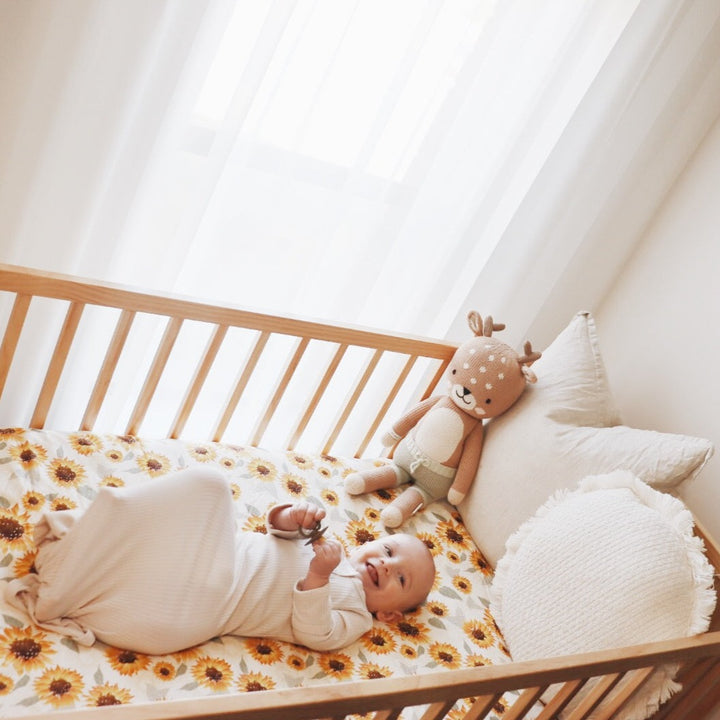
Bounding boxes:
345 312 540 528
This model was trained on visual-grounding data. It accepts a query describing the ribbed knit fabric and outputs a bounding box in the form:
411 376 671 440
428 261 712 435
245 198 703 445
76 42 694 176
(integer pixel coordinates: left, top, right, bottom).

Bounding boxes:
5 468 371 654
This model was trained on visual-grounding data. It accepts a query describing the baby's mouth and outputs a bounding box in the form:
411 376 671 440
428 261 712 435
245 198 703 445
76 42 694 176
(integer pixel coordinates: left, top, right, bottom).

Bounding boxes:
366 562 379 586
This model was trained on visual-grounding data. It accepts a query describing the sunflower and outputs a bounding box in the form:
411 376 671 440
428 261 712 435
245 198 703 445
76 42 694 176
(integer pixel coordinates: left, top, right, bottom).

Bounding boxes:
189 445 216 462
230 482 241 500
50 496 77 511
287 452 313 471
237 672 276 692
361 627 396 655
105 449 123 462
286 654 306 670
34 666 84 707
0 427 24 441
0 674 14 695
281 473 308 497
320 454 339 465
191 656 233 691
13 549 37 577
152 661 176 681
242 515 267 534
48 458 86 488
436 518 471 549
446 550 461 564
429 642 461 669
466 654 490 668
86 683 133 706
469 549 492 576
426 601 449 620
0 504 33 552
359 662 391 680
245 638 283 665
22 490 45 513
117 435 138 445
345 519 377 547
219 457 236 470
100 475 124 488
248 458 277 482
364 507 381 522
317 466 332 480
418 532 442 557
400 645 417 660
105 647 151 676
136 452 171 477
392 618 430 645
69 433 103 456
452 576 472 594
9 441 47 469
320 488 339 505
463 619 494 649
318 652 354 680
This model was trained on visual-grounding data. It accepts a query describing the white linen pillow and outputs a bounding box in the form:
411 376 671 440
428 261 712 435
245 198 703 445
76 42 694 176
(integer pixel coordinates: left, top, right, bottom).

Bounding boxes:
489 470 717 720
457 311 713 566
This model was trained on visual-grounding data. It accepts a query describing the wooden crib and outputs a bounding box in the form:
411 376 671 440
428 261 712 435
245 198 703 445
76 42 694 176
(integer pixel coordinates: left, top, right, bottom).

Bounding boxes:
0 263 718 720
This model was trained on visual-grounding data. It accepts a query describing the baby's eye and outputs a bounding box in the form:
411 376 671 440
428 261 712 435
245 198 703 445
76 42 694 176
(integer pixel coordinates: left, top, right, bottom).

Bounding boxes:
399 575 405 587
384 544 392 556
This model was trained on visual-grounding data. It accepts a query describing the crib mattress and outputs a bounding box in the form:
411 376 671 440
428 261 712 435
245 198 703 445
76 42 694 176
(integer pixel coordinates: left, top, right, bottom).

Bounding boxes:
0 428 516 717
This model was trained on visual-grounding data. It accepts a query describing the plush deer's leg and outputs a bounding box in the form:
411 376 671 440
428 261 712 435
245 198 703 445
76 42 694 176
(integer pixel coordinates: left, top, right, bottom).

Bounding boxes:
380 487 424 529
344 465 403 496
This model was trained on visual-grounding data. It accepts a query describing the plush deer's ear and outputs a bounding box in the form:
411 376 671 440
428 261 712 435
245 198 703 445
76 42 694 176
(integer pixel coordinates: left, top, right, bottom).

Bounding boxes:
518 341 541 366
467 311 483 336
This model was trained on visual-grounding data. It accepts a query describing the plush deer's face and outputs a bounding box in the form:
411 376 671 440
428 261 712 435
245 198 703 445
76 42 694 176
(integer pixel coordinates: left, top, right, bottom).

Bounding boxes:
446 336 528 419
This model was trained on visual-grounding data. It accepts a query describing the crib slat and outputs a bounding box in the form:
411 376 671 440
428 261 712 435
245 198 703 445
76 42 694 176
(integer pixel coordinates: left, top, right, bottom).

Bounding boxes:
0 293 31 398
322 348 383 456
249 336 310 447
372 709 402 720
419 699 458 720
463 693 502 719
590 666 655 720
563 673 622 720
286 343 347 451
170 323 228 439
80 309 136 431
534 678 585 719
30 301 85 428
125 316 183 436
355 354 417 458
503 686 546 719
213 330 270 443
652 657 720 719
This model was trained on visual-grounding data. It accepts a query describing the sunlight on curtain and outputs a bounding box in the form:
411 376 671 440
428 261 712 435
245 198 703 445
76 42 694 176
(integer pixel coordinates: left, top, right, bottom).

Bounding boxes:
100 0 639 338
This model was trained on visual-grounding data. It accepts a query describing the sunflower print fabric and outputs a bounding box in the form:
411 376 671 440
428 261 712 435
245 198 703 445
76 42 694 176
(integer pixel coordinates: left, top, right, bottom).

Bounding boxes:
0 429 520 718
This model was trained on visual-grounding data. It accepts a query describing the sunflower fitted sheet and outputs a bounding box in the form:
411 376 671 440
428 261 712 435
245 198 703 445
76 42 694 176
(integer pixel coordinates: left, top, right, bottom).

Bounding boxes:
0 428 517 718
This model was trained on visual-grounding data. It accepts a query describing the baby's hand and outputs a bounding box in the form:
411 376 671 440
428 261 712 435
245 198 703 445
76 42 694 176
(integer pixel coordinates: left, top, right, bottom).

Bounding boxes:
301 539 343 591
272 502 326 533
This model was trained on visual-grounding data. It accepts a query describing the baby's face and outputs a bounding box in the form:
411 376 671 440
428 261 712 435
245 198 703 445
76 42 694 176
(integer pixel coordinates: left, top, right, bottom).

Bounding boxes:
348 535 435 618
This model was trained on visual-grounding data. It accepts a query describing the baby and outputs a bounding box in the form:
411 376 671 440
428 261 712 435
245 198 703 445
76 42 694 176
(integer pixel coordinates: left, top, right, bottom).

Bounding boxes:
6 468 435 655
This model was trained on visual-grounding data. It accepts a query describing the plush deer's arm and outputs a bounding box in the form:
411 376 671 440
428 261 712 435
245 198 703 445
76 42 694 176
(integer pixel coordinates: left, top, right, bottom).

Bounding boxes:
446 422 484 506
381 396 441 447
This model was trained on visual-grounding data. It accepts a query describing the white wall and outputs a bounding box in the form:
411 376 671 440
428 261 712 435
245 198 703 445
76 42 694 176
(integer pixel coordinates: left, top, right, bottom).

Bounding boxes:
595 115 720 540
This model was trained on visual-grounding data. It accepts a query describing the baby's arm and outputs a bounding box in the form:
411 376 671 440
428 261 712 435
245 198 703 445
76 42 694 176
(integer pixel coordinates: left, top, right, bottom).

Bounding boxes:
300 540 343 591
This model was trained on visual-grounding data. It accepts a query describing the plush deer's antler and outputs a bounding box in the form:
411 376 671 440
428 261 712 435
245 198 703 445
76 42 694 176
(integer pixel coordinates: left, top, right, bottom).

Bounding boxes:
467 311 506 338
518 341 541 366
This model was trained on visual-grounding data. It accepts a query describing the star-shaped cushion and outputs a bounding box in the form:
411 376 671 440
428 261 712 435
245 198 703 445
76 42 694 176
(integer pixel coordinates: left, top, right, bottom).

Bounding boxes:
458 311 714 566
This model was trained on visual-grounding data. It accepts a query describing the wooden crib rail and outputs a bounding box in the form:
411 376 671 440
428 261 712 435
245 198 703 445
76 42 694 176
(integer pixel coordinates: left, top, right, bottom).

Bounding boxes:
0 264 456 455
18 630 720 720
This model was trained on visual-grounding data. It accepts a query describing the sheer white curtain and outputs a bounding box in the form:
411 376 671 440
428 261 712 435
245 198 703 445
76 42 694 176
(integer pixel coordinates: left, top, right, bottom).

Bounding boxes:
1 0 720 432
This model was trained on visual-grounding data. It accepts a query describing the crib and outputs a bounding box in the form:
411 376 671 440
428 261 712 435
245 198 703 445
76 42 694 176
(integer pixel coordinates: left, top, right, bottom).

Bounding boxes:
0 262 718 720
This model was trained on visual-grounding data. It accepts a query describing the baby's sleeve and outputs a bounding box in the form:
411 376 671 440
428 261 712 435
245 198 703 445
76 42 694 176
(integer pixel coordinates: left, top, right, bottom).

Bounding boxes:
291 582 372 651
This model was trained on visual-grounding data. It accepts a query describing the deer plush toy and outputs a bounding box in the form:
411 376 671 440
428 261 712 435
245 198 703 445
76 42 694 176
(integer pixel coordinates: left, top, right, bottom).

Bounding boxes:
345 311 541 528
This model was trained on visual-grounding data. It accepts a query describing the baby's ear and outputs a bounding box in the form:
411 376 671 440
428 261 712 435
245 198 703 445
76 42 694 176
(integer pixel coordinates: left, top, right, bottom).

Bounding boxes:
375 609 403 624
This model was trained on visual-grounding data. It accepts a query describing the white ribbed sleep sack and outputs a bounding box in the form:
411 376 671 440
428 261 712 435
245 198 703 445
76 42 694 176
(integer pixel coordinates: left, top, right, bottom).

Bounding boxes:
5 469 372 654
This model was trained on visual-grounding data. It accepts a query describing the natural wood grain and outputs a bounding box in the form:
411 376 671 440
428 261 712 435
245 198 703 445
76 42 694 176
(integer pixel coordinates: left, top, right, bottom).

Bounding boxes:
0 293 31 398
